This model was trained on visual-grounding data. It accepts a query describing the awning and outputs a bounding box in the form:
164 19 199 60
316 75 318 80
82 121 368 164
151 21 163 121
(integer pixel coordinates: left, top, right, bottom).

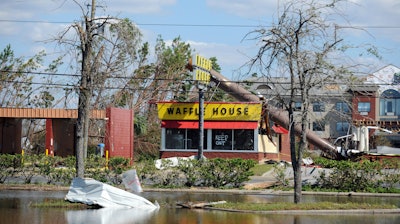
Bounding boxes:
272 125 288 134
161 121 258 129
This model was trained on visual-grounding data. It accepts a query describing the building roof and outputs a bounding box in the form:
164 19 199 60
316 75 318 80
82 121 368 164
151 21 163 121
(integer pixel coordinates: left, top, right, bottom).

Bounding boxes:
0 108 106 119
346 84 380 93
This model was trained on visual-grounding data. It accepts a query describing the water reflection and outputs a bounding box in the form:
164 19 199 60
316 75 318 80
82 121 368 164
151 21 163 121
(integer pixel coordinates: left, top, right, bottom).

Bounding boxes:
65 208 157 224
0 190 399 224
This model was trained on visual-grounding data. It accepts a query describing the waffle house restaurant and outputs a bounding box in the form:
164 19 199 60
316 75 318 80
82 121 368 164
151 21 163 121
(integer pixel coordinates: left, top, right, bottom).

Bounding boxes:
157 102 279 161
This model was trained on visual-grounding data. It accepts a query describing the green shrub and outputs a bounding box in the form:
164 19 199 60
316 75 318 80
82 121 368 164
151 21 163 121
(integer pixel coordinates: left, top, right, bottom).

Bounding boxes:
313 158 400 192
0 154 21 183
177 158 202 187
85 154 107 169
198 158 256 188
108 157 130 174
133 158 157 181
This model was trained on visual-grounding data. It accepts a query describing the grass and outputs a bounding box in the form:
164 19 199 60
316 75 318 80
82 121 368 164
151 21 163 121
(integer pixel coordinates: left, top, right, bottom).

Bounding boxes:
250 164 273 176
30 199 398 212
213 202 398 211
30 199 92 209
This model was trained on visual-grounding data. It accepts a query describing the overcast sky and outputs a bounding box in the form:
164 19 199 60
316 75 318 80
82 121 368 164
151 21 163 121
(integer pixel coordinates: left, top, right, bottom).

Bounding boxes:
1 0 399 80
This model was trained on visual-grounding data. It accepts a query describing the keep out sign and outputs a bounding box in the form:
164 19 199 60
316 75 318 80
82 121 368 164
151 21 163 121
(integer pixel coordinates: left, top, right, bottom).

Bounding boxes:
215 134 229 146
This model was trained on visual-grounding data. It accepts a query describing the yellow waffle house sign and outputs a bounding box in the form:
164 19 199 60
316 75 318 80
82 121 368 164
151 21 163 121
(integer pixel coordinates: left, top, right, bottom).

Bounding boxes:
157 102 261 121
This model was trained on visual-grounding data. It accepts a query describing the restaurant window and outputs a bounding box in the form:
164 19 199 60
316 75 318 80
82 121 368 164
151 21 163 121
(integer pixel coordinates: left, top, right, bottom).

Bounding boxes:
233 129 254 150
212 129 232 150
212 129 254 150
166 128 206 150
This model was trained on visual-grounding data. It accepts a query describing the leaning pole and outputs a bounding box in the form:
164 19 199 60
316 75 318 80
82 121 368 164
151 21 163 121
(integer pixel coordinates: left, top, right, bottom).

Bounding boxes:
209 69 338 159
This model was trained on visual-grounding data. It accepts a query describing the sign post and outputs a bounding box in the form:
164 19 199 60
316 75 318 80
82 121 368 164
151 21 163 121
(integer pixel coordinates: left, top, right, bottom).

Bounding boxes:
191 54 211 160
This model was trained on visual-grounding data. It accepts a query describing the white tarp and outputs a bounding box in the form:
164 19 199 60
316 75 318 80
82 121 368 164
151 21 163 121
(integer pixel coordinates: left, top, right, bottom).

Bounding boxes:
65 177 159 210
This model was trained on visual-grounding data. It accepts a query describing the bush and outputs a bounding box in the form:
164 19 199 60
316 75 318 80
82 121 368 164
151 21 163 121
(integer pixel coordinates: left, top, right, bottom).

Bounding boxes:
0 154 20 183
135 158 256 188
0 154 257 189
195 158 256 188
177 158 202 187
313 158 400 192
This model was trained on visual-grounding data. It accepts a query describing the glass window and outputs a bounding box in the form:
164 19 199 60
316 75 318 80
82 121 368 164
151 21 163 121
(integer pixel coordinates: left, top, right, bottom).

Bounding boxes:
387 101 393 113
193 129 207 149
313 102 325 112
294 102 302 111
313 121 325 132
393 73 400 85
166 129 185 149
233 130 254 150
336 102 350 113
336 122 350 133
165 128 255 151
212 129 232 150
357 102 370 112
211 129 255 150
166 128 206 149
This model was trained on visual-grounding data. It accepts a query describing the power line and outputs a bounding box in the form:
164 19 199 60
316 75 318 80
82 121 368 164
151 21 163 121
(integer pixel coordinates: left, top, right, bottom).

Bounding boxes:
0 79 263 98
0 19 259 28
1 19 400 29
2 69 400 86
0 19 69 24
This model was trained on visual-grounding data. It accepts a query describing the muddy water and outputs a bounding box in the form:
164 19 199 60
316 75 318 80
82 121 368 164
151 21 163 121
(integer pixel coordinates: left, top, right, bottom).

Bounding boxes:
0 190 399 224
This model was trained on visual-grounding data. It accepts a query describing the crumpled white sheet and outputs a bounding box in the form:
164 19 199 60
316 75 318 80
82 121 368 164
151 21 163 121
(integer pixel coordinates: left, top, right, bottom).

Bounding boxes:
65 177 159 210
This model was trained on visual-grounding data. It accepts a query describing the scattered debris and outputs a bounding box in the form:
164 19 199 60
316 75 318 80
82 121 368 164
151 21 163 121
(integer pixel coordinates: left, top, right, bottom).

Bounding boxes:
122 169 143 193
155 156 199 169
177 201 226 209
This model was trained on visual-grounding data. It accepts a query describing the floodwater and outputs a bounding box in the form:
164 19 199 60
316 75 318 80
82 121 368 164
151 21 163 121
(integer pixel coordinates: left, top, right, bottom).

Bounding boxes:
0 190 400 224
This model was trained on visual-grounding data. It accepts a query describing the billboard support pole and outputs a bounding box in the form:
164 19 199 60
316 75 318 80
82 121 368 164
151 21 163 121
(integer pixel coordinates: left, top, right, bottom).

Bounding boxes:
198 85 205 160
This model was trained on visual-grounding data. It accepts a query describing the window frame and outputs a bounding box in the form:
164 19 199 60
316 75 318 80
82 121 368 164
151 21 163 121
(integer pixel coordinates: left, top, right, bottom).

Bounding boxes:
294 101 302 111
312 120 325 132
313 102 325 112
164 128 256 151
357 102 371 113
336 101 350 113
211 129 255 151
336 122 350 133
165 128 206 150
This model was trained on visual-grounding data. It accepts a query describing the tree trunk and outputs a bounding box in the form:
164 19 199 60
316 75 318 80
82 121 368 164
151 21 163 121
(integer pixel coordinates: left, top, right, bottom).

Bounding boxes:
293 148 302 203
75 89 90 178
288 108 302 203
75 0 96 178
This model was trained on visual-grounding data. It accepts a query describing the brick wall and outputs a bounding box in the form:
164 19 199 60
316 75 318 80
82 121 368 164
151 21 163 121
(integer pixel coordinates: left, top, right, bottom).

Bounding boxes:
352 93 377 121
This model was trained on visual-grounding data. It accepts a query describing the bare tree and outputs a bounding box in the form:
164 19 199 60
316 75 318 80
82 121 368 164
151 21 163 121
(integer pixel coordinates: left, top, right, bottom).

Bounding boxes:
55 0 105 177
246 0 354 203
55 0 198 174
